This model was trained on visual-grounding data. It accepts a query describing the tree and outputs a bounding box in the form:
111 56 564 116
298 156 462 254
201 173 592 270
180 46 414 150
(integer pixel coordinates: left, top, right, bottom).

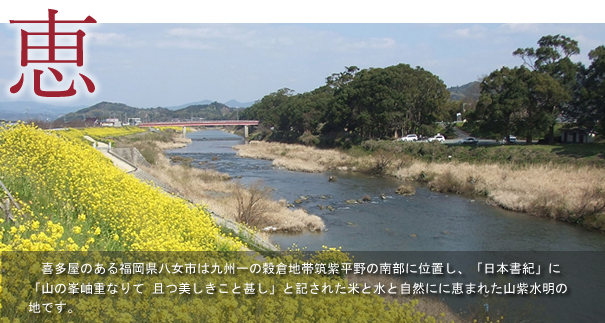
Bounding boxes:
473 67 530 141
326 66 359 89
326 64 449 139
514 35 581 143
572 46 605 134
472 67 569 144
240 88 294 130
519 71 570 143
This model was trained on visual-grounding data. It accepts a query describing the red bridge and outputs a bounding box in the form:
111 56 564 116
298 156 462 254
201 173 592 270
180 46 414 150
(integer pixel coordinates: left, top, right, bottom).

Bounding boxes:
138 120 259 127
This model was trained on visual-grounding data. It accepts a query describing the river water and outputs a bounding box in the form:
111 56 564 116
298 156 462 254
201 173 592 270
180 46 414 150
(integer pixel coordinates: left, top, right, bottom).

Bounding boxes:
167 130 605 322
168 130 605 252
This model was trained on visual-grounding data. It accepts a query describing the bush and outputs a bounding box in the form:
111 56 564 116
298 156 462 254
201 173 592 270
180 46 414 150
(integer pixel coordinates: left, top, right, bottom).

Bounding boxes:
234 181 273 227
396 183 416 195
298 130 320 146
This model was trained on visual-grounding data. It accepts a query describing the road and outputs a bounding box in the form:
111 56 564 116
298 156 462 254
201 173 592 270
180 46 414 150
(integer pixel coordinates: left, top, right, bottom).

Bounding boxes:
83 136 137 173
419 127 500 146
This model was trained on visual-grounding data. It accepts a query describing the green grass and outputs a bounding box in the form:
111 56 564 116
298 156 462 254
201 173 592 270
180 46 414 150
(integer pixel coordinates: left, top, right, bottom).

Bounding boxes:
359 140 605 167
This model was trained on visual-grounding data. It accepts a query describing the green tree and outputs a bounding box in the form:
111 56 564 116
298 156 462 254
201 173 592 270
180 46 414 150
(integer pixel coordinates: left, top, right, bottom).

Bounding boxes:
514 35 581 143
241 88 294 130
326 64 449 139
518 71 570 143
572 46 605 134
473 67 530 141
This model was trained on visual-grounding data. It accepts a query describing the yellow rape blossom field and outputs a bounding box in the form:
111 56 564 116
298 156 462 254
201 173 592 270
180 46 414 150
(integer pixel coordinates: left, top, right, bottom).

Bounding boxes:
55 126 148 145
0 124 451 323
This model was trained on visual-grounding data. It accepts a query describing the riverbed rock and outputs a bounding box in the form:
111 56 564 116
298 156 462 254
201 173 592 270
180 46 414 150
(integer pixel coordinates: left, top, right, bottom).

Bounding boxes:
328 176 338 182
326 206 335 211
211 156 220 161
317 204 325 210
345 199 358 204
362 195 372 202
410 233 417 238
294 199 303 204
299 196 308 200
320 195 327 199
380 194 387 200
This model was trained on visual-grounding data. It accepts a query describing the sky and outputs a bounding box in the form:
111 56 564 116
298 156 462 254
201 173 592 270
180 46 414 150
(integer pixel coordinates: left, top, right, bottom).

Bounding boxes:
1 4 605 108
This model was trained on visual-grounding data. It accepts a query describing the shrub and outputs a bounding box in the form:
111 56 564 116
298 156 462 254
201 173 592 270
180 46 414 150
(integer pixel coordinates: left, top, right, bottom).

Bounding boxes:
396 183 416 195
234 181 273 227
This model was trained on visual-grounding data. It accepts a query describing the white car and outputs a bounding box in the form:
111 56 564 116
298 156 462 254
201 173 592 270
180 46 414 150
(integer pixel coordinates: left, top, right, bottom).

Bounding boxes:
501 135 517 144
398 134 418 142
428 134 445 143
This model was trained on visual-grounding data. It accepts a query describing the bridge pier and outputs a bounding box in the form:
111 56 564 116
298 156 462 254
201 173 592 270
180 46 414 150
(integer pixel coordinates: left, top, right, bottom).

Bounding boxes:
244 126 249 140
182 126 187 138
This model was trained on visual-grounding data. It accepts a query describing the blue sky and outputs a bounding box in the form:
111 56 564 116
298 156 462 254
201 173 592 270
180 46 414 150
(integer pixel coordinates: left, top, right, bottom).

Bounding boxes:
1 23 605 108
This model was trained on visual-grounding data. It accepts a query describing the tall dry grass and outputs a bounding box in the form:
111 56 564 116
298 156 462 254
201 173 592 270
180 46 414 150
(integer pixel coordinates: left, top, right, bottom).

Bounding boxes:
393 162 605 226
235 141 357 172
234 141 605 231
140 154 325 233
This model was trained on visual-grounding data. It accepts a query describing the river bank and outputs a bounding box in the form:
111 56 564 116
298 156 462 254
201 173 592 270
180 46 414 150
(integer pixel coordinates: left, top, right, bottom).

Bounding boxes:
234 141 605 232
113 131 325 234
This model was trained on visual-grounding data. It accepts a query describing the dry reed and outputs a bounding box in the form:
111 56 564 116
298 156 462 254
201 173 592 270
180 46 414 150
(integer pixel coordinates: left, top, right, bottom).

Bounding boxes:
140 154 325 232
234 141 605 230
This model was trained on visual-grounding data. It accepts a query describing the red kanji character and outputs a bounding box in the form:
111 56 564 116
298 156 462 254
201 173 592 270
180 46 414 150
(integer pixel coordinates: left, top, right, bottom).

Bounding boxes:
11 9 95 66
9 9 96 97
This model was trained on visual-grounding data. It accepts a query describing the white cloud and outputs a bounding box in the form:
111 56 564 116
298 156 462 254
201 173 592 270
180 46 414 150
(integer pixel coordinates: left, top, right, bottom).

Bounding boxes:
445 25 487 39
414 9 471 27
500 17 540 33
297 0 445 16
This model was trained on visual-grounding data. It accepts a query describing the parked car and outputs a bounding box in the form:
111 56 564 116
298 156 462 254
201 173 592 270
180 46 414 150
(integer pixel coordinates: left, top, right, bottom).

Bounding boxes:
501 135 517 144
398 134 418 142
428 134 445 143
459 137 479 145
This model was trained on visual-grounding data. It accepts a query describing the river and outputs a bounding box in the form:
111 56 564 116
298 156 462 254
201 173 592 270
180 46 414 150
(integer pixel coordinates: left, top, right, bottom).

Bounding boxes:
167 130 605 322
168 130 605 252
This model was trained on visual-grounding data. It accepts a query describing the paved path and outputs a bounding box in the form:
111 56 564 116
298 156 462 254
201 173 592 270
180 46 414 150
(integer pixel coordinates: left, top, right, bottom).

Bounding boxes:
84 136 137 173
82 135 278 251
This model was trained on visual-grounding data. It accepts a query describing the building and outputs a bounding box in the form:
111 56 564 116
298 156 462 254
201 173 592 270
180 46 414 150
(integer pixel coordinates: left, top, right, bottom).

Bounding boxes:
560 128 596 144
127 118 141 126
101 118 122 127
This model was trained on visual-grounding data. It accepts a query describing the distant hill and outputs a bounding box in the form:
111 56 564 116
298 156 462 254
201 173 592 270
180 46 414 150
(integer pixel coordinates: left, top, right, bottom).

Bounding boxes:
0 101 84 121
59 101 239 123
447 81 481 101
166 99 255 110
224 99 255 108
165 100 214 110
